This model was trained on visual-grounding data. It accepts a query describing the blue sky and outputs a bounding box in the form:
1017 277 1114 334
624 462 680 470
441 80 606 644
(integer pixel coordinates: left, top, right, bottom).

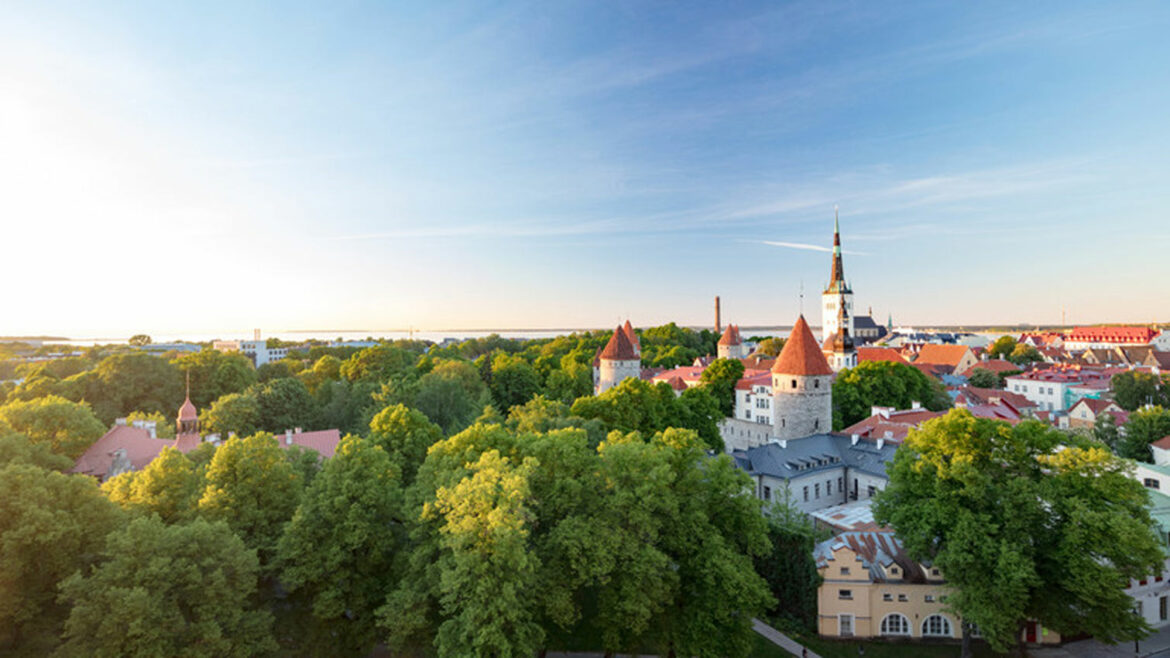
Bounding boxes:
2 1 1168 336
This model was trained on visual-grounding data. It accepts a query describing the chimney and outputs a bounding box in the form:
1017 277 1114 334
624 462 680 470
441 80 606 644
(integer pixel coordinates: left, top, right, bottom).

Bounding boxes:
147 423 157 440
871 406 891 419
877 437 886 450
715 296 722 334
911 400 922 410
115 418 128 426
851 434 860 446
778 438 788 449
294 427 302 434
285 429 293 446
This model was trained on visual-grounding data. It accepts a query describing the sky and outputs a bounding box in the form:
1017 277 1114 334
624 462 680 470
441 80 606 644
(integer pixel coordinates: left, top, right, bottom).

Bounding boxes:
2 1 1168 337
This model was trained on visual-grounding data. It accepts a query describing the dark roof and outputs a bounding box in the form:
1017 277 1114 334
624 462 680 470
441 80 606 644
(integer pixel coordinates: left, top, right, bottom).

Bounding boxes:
730 433 897 482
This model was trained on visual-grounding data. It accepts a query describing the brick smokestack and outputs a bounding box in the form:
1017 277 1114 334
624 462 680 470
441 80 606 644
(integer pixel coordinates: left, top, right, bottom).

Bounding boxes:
715 296 722 334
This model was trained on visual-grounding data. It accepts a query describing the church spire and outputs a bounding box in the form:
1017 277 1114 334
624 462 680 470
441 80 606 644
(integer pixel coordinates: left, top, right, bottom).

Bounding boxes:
825 207 850 294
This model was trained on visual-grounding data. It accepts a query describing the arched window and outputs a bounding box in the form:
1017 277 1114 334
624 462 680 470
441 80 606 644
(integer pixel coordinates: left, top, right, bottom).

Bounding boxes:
922 614 953 637
880 613 911 636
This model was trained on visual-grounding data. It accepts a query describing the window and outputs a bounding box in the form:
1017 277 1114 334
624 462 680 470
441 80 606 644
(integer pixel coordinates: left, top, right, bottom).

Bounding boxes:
882 593 893 602
763 486 771 501
922 614 953 637
815 483 820 499
931 568 941 576
815 418 820 430
1146 478 1161 490
925 594 935 602
838 589 853 600
838 614 854 636
880 613 911 636
840 567 850 575
827 480 833 495
1161 596 1168 622
867 485 877 498
815 379 820 388
803 486 809 502
838 477 843 491
897 594 907 602
791 379 797 389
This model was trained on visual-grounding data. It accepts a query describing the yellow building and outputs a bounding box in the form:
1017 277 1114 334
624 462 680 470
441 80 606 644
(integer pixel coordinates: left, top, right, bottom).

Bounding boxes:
814 531 1061 645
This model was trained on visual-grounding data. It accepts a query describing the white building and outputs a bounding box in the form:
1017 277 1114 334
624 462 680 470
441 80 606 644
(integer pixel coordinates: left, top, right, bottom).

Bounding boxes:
213 339 289 367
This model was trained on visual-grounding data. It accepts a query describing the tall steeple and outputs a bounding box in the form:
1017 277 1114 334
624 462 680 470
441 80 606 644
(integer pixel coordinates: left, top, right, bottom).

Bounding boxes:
825 207 850 295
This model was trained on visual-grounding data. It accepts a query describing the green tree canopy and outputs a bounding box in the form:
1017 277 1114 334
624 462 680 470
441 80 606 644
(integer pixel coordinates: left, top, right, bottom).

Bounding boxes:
874 410 1164 654
102 446 202 523
1116 406 1170 462
88 352 184 424
412 360 492 435
0 432 73 471
254 377 319 433
368 403 444 486
832 360 951 430
1112 371 1167 411
988 335 1018 360
1008 343 1044 366
57 516 275 658
172 349 257 409
0 395 105 459
0 464 124 655
699 357 745 416
198 434 303 570
489 353 542 412
340 345 416 383
277 436 404 655
128 334 151 346
965 367 1001 389
199 391 261 437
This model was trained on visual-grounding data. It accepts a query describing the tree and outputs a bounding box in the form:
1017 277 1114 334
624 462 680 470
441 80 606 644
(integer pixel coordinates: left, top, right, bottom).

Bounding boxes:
966 367 1000 389
277 436 404 655
0 464 123 655
874 410 1163 655
699 357 745 416
57 516 275 658
832 361 951 430
755 491 821 631
489 353 542 412
87 352 184 424
413 360 492 435
428 450 544 658
1008 343 1044 366
753 337 786 357
340 345 415 383
200 392 261 437
1115 406 1170 462
368 403 444 486
1113 371 1166 411
254 377 319 433
198 434 303 570
102 446 201 523
0 432 72 471
0 395 105 459
505 395 606 447
172 349 257 409
988 335 1018 360
128 334 151 347
1093 412 1121 450
544 361 593 404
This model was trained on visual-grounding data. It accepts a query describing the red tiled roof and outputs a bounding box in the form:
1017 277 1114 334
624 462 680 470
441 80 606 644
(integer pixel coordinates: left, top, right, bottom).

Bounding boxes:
772 316 833 376
734 370 773 391
740 354 775 370
955 386 1036 411
1151 436 1170 451
962 360 1020 376
1069 326 1158 344
857 347 909 365
717 324 742 346
600 326 638 361
665 376 687 391
622 320 640 350
915 344 973 367
71 425 169 480
1069 397 1121 415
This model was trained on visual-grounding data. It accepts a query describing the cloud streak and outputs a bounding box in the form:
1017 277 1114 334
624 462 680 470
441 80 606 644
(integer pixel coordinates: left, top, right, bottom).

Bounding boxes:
758 240 865 256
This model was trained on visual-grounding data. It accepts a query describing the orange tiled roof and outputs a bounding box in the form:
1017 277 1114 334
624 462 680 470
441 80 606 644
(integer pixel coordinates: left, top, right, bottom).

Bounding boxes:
771 315 833 376
717 324 742 346
857 347 909 365
915 344 972 367
600 326 638 361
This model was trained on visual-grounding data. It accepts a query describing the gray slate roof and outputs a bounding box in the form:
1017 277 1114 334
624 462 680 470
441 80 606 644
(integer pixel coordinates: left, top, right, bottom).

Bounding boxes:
730 433 898 481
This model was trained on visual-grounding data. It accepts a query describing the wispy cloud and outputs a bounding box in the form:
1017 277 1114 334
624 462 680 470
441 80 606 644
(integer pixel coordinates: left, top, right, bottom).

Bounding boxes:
758 240 865 256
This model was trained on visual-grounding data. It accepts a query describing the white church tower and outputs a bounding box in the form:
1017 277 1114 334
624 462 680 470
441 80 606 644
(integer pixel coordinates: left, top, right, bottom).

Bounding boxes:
821 209 854 344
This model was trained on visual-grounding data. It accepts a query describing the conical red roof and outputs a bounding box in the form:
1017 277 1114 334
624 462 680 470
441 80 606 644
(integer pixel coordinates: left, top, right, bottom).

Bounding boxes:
600 325 638 361
622 320 640 349
178 396 198 421
717 324 742 346
772 315 833 376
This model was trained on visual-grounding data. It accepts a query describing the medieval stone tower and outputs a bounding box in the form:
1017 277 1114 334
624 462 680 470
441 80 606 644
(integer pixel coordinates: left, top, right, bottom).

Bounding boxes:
595 323 641 394
771 315 834 440
717 324 748 360
821 209 854 344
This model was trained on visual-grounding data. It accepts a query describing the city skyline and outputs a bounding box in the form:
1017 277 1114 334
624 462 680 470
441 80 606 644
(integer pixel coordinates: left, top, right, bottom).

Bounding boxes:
4 1 1169 336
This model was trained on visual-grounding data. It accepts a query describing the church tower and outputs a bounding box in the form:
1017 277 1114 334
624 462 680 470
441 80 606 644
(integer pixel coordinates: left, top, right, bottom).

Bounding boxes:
771 315 833 440
822 301 857 372
175 374 201 450
821 209 854 343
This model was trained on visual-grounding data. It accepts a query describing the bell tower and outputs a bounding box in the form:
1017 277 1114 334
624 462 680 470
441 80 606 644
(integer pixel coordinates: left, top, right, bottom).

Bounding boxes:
821 207 854 343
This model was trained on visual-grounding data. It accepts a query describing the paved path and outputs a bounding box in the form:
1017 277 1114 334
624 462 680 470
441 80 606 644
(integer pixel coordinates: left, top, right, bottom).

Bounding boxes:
1031 624 1170 658
751 618 821 658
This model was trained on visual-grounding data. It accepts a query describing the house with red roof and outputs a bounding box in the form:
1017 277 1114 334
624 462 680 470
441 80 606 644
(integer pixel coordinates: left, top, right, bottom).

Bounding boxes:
1065 325 1162 351
1067 397 1126 430
857 347 909 366
913 344 977 376
72 394 341 482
